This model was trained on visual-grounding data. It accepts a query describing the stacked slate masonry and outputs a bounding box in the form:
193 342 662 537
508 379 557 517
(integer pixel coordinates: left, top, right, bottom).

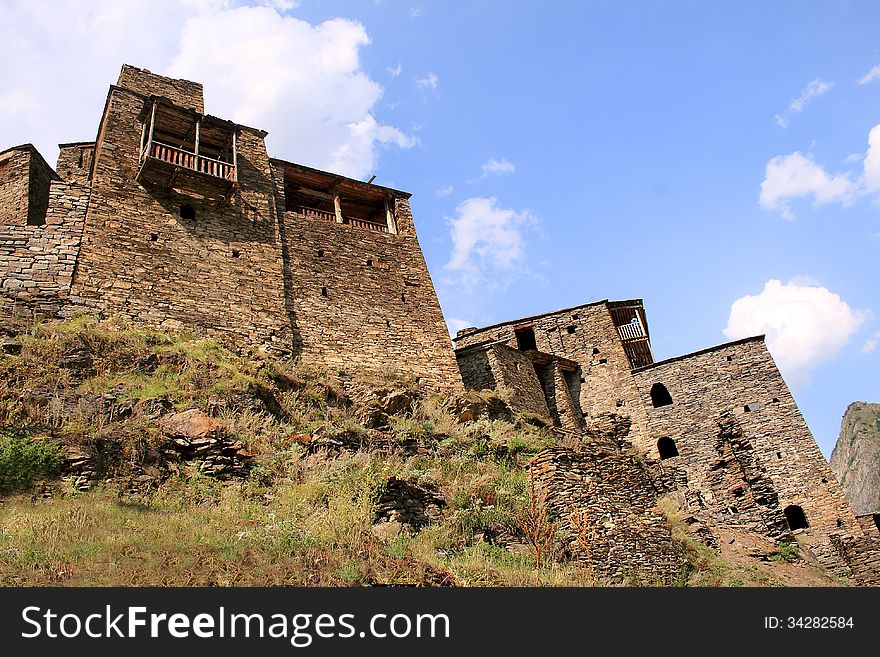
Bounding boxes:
0 65 460 388
455 303 880 585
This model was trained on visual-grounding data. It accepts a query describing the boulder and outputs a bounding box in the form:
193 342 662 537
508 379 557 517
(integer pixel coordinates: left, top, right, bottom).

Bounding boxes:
159 409 223 444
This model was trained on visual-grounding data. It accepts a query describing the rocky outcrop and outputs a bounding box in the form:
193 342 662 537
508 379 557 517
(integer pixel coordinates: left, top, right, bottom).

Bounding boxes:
159 409 253 478
372 477 445 535
830 402 880 515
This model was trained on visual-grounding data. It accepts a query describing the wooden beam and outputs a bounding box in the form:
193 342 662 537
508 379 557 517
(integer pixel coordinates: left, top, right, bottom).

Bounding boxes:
385 197 397 234
231 130 238 183
146 100 157 159
194 119 200 157
334 193 344 224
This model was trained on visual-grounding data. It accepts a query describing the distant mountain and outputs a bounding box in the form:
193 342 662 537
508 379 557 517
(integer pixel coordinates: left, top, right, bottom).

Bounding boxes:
830 402 880 515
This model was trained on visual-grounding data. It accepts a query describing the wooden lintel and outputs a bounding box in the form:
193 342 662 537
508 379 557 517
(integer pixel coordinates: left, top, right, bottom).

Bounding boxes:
297 187 336 201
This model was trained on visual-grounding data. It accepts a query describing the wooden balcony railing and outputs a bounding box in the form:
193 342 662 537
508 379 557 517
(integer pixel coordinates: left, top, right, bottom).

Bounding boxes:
348 218 389 233
143 141 235 181
296 206 336 222
618 321 646 341
293 206 391 233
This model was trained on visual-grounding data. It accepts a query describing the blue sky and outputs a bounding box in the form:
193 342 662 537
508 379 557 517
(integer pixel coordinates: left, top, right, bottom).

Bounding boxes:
1 1 877 456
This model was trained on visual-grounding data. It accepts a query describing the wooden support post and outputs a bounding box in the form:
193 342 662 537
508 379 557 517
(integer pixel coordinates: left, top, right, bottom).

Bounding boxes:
147 100 156 158
334 193 344 224
385 197 397 234
231 129 238 183
139 122 147 162
194 119 200 158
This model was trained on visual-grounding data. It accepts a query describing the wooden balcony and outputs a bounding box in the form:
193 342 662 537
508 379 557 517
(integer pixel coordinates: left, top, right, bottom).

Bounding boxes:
136 99 238 199
617 321 646 341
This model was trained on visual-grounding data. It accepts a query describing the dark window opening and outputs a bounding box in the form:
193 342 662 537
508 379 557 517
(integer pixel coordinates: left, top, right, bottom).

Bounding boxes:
821 477 828 484
572 314 579 320
775 452 782 460
784 505 809 531
149 233 158 241
179 204 195 220
657 437 679 460
873 514 880 531
321 287 327 297
386 320 391 328
566 325 576 334
401 293 406 302
598 358 607 364
515 327 537 351
365 259 373 266
727 355 732 362
650 383 673 408
616 400 624 407
231 250 240 258
772 397 780 403
317 250 324 257
592 347 600 355
837 518 844 528
580 377 586 383
732 487 745 497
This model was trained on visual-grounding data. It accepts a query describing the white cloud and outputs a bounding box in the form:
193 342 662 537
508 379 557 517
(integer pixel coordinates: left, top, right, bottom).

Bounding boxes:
409 7 424 18
416 72 438 90
775 77 833 128
863 331 880 354
862 123 880 193
723 279 866 386
790 78 833 113
857 63 880 85
0 1 412 179
445 196 538 288
759 151 857 219
446 317 473 337
480 157 516 177
388 62 403 77
435 184 454 197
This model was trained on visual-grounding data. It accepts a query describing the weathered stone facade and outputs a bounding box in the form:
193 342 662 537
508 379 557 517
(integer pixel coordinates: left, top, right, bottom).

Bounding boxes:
0 64 460 388
531 445 679 584
457 305 880 585
454 300 650 436
0 145 89 316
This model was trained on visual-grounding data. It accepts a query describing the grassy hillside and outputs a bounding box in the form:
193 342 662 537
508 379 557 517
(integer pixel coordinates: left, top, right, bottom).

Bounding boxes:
0 316 839 586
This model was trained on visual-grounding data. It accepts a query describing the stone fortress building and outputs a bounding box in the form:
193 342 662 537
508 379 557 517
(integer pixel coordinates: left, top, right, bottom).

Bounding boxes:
454 301 880 584
0 65 460 387
1 65 877 584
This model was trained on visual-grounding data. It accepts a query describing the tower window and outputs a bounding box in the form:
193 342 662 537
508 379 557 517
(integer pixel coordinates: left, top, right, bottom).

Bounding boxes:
566 325 576 334
179 204 196 220
783 505 809 531
515 326 537 351
650 382 673 408
657 437 679 460
321 287 327 297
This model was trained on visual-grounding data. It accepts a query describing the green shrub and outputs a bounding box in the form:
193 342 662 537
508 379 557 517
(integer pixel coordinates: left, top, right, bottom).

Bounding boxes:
0 427 63 494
